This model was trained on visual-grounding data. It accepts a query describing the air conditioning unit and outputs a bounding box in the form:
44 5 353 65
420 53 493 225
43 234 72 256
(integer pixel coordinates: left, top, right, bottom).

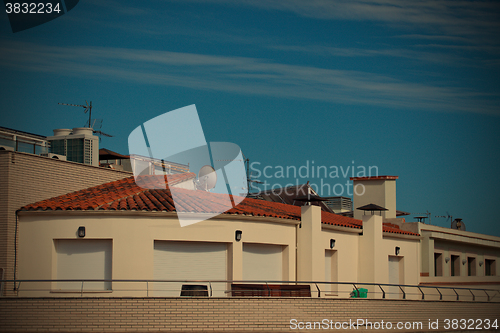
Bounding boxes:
40 153 67 161
0 145 15 151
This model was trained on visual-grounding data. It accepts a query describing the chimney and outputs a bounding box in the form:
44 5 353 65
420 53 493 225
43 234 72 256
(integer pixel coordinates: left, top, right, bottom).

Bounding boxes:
350 176 398 220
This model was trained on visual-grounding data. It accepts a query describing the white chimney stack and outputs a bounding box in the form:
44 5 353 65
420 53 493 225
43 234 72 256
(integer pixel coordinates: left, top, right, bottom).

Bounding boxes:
350 176 398 220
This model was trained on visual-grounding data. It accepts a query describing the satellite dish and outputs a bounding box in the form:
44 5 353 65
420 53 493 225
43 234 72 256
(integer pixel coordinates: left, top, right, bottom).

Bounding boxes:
451 218 466 231
196 165 217 191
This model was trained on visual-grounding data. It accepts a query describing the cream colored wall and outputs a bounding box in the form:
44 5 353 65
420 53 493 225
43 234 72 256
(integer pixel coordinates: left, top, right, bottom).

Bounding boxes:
358 215 420 299
320 226 360 297
384 180 396 218
298 205 362 297
18 208 421 298
297 206 323 282
419 228 500 287
352 180 396 219
18 212 298 297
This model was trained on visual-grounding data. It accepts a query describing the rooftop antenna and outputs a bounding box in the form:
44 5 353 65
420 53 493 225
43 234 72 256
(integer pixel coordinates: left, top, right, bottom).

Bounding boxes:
58 101 113 141
413 210 431 224
242 154 262 193
58 100 92 127
436 211 452 228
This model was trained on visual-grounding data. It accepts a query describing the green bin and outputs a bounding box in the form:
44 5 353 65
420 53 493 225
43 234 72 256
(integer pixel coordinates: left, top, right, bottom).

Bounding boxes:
350 288 368 298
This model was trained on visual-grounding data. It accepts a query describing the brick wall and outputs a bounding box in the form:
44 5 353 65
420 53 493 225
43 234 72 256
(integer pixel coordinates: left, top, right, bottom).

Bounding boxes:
0 151 132 295
0 297 499 332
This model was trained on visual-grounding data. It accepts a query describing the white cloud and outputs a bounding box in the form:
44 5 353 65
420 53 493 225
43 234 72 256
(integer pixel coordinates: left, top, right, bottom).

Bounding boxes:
176 0 500 36
0 40 498 115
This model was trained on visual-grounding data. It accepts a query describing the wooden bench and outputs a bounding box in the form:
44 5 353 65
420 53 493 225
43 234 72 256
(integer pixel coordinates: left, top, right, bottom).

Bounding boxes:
231 284 311 297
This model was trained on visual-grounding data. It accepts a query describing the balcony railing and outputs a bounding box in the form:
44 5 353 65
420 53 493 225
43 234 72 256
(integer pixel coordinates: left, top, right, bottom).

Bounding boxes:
0 137 49 155
1 279 499 302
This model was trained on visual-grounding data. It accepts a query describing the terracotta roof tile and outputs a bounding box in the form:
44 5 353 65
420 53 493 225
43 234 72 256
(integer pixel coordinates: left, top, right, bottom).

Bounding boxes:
20 174 418 236
350 175 399 181
382 223 418 236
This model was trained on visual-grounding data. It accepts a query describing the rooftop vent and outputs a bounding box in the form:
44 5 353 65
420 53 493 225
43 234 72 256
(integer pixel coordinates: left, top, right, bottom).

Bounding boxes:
52 129 72 136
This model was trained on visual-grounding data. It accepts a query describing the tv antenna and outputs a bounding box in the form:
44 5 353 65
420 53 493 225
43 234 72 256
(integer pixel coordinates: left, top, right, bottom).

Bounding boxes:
214 154 261 194
58 100 93 127
436 211 453 227
242 154 262 193
413 210 431 224
58 101 113 141
89 118 113 141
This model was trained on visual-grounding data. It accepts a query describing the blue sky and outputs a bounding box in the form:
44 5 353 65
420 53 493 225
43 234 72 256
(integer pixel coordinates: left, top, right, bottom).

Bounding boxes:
1 0 499 235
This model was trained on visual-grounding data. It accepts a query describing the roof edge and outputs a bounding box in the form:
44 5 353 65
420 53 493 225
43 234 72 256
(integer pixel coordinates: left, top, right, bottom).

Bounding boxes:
350 175 399 181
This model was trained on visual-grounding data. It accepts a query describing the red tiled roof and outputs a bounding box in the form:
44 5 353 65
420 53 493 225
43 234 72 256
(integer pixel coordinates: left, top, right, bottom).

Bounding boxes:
350 175 399 181
21 175 418 235
382 222 418 236
22 173 194 212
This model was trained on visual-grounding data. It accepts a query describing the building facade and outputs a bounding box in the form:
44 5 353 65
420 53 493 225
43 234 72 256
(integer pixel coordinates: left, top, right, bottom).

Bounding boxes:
16 174 421 298
6 167 499 300
352 176 500 290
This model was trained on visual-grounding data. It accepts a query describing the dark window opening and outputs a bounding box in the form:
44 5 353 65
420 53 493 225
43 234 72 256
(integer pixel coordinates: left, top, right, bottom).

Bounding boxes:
468 257 476 276
485 259 496 276
451 255 460 276
434 253 443 277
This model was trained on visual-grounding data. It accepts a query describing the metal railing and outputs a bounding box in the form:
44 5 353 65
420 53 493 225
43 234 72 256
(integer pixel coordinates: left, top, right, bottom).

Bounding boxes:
1 279 499 302
0 137 49 155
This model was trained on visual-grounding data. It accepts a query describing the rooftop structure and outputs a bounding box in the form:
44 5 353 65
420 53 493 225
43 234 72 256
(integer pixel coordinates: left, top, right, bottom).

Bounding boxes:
48 128 99 166
251 183 334 213
323 196 353 213
0 126 49 155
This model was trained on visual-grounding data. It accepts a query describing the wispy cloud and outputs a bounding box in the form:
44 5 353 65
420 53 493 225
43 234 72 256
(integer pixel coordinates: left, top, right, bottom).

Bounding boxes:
269 44 479 67
54 0 500 67
0 40 498 115
178 0 500 38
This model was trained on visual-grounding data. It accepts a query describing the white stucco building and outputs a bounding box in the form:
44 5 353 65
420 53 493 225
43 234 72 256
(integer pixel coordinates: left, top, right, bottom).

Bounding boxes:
16 173 430 298
351 176 500 293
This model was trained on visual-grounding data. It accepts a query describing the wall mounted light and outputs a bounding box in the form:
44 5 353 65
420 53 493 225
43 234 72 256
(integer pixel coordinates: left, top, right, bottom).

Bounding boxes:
462 259 467 265
445 257 450 263
78 226 86 238
479 261 484 267
330 239 336 249
395 247 400 256
235 230 242 242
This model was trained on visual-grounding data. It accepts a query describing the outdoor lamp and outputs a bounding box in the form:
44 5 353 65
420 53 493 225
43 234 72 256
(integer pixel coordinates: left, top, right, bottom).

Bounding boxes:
330 239 336 249
395 246 400 255
78 226 86 238
479 261 484 267
235 230 242 242
462 259 467 265
445 257 450 263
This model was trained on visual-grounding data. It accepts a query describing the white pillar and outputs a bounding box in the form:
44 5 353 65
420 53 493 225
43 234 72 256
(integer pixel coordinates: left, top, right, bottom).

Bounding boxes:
297 205 324 282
